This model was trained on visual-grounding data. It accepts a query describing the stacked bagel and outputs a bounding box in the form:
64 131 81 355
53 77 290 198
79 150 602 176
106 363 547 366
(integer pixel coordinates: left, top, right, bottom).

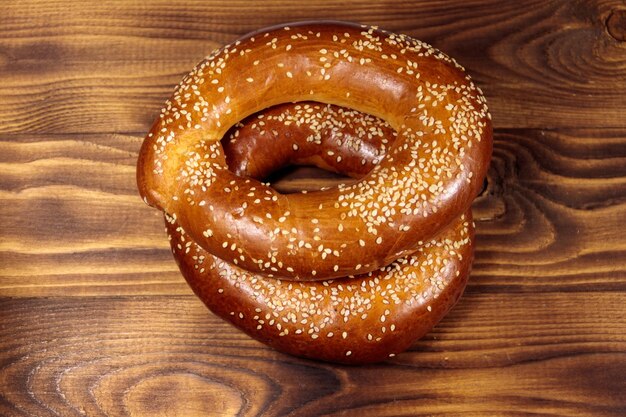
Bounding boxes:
137 21 492 364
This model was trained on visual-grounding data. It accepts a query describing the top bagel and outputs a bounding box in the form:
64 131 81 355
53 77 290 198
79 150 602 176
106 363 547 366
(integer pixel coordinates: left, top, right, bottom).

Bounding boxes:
137 21 492 280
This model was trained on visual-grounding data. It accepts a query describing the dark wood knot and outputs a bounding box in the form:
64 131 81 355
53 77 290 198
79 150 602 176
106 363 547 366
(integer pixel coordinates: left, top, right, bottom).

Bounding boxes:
606 9 626 41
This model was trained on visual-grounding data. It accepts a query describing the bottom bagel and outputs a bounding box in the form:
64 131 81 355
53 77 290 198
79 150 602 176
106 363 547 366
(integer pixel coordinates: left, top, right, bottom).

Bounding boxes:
166 212 473 364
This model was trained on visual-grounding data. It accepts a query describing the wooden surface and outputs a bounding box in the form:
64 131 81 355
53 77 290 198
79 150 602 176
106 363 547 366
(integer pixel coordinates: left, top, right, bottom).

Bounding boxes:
1 0 625 415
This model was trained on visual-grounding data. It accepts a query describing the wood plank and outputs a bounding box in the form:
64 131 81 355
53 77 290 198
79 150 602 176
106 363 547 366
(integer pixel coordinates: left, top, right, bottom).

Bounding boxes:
1 0 625 133
0 293 624 416
1 128 625 296
2 0 624 414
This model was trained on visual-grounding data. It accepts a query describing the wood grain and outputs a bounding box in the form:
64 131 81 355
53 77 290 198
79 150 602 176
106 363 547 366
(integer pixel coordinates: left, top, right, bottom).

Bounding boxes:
1 0 625 133
1 0 626 415
1 294 625 417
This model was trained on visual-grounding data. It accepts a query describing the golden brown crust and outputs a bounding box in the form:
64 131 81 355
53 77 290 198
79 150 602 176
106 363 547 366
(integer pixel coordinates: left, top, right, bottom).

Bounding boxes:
223 102 395 180
165 101 472 364
167 212 472 364
137 21 492 280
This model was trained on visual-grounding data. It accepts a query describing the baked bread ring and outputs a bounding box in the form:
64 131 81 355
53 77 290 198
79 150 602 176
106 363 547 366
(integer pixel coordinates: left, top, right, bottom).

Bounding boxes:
138 21 492 280
223 102 395 180
168 212 472 364
167 102 473 363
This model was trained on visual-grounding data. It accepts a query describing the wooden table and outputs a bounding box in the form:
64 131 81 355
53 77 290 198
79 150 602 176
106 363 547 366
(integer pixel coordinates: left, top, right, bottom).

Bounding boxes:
1 1 625 416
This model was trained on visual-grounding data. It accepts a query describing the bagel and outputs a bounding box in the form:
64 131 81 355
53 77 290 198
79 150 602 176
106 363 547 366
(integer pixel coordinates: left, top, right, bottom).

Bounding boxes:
223 102 395 180
168 212 472 364
138 21 492 280
167 102 473 363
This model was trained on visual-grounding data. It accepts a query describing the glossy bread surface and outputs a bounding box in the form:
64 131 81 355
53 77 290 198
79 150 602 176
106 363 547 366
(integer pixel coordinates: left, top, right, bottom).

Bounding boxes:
137 21 492 280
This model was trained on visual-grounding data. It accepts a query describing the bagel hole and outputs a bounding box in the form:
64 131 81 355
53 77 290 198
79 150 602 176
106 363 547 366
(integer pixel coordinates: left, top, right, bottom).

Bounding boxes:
265 165 352 194
220 101 394 194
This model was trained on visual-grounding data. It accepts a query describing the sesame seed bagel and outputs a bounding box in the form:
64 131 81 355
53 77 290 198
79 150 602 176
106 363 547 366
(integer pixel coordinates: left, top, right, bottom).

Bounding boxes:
223 102 395 180
166 102 473 364
137 20 492 280
168 212 472 364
